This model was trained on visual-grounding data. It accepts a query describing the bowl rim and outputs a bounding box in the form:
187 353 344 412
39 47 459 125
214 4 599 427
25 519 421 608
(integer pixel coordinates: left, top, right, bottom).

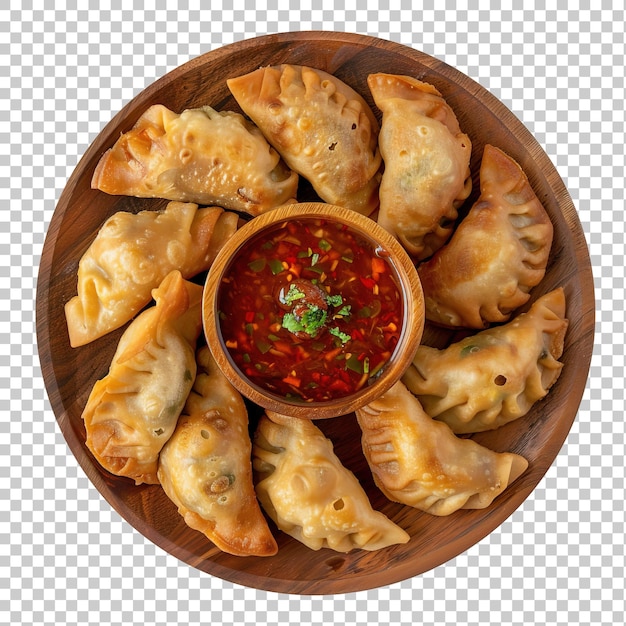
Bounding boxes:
203 202 425 419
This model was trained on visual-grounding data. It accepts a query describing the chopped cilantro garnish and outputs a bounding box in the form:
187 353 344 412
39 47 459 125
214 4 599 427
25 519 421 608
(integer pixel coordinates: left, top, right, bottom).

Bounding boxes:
326 293 343 307
329 327 351 345
282 306 328 337
336 304 352 317
302 307 327 334
280 283 306 305
281 312 304 334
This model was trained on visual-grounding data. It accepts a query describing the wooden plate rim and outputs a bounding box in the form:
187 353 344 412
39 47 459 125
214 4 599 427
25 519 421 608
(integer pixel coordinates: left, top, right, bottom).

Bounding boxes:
35 31 595 595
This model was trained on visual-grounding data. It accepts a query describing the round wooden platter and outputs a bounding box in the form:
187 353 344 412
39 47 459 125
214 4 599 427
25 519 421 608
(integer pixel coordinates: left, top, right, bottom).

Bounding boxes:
36 32 595 595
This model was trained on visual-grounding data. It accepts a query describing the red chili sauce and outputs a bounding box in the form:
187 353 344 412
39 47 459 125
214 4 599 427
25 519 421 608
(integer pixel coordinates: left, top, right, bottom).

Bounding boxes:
217 217 404 403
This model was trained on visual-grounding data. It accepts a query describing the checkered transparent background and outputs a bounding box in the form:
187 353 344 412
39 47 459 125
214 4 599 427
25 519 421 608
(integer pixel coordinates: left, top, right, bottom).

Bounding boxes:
3 1 624 625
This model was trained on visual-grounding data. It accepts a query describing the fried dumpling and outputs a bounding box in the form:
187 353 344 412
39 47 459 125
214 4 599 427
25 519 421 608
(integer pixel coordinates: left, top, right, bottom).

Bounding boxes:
91 104 299 215
403 288 568 434
418 144 554 328
368 73 472 260
82 271 203 485
157 347 277 557
356 381 528 516
252 411 409 552
228 64 382 216
65 201 237 347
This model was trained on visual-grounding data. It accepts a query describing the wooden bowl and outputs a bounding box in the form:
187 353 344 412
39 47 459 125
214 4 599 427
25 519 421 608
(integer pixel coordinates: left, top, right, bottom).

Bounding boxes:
36 31 595 594
203 202 425 420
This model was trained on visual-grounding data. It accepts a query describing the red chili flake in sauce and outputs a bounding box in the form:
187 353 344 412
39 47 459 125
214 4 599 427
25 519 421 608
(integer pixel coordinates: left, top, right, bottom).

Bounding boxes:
218 217 404 403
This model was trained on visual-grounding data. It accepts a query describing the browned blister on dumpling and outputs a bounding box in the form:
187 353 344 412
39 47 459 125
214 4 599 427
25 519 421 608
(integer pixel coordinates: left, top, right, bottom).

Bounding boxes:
91 104 299 215
418 144 554 328
368 73 472 260
356 381 528 516
252 411 409 552
403 288 568 434
65 201 238 347
82 271 203 485
157 347 278 557
228 64 382 216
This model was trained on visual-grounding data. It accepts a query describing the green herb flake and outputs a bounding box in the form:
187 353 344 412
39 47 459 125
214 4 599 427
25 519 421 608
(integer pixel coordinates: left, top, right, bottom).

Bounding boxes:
368 361 385 379
301 307 327 335
269 258 285 275
255 338 273 354
248 258 266 272
336 304 352 317
281 312 305 334
345 353 363 373
461 344 481 357
282 306 328 338
358 305 371 318
280 283 306 305
329 327 351 345
326 294 343 307
318 238 332 251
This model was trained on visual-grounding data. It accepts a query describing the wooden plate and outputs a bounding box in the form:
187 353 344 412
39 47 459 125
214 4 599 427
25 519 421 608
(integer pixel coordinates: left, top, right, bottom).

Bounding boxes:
36 31 595 594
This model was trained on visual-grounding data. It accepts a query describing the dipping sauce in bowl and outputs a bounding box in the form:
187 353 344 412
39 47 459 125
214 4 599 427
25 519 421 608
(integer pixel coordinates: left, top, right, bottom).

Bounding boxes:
219 216 404 402
204 203 424 419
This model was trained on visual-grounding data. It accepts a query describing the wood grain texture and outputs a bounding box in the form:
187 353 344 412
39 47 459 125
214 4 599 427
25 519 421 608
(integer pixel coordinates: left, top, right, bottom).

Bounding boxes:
36 32 595 595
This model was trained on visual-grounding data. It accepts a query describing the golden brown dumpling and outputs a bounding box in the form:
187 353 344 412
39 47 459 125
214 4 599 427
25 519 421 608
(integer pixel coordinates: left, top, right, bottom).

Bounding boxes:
157 347 277 557
403 288 568 433
252 411 409 552
91 104 299 215
228 64 382 216
368 73 472 260
65 201 237 347
418 144 554 328
356 381 528 516
82 271 203 485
